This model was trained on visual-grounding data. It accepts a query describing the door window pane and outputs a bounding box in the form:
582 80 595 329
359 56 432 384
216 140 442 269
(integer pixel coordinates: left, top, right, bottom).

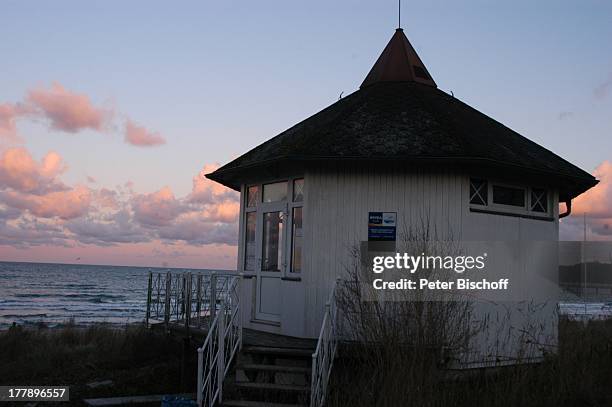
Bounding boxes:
262 211 284 271
247 186 259 207
244 212 256 271
293 179 304 202
493 185 525 207
263 182 287 202
291 207 303 273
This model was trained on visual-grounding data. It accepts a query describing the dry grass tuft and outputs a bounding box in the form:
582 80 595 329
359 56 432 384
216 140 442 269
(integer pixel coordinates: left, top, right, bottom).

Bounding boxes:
0 323 198 403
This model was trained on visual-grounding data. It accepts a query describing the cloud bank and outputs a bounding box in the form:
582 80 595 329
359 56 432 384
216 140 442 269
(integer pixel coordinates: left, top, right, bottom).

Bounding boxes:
0 82 231 267
0 145 238 252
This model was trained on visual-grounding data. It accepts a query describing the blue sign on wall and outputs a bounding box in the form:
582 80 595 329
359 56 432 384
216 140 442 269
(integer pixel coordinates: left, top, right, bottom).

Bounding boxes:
368 212 397 241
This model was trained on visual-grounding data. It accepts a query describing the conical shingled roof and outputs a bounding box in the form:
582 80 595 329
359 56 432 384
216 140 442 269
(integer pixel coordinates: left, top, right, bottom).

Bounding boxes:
361 28 436 88
207 30 597 201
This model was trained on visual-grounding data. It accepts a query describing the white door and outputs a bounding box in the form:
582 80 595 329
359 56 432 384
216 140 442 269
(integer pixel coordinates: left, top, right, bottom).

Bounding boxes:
254 201 286 322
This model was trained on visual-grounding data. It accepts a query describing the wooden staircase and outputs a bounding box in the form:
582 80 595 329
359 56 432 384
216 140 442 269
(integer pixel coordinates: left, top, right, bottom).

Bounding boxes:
221 345 314 407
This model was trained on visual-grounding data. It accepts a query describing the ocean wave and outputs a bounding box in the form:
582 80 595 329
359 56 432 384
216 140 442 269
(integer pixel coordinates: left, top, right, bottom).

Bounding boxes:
0 261 216 328
13 293 125 300
1 313 48 318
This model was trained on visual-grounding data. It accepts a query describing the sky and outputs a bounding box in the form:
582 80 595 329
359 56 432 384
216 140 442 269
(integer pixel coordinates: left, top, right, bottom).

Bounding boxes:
0 1 611 269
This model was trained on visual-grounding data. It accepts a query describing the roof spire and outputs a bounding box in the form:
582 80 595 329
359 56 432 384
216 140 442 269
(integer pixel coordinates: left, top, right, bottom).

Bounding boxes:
360 28 437 89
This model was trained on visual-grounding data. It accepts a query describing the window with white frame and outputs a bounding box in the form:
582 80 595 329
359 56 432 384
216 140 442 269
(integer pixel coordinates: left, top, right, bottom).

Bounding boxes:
242 177 304 275
290 179 304 273
469 177 551 217
243 186 258 271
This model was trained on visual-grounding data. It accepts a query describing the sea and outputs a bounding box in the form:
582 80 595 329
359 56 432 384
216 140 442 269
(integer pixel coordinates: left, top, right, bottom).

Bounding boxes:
0 261 221 330
1 261 611 330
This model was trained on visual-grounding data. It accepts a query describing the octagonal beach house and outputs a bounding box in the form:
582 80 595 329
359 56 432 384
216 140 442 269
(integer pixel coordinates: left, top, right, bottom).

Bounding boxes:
206 28 597 364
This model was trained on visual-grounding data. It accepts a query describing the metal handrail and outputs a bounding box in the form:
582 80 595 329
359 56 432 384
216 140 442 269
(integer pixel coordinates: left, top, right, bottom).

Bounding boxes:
311 278 340 407
196 275 242 407
145 270 235 330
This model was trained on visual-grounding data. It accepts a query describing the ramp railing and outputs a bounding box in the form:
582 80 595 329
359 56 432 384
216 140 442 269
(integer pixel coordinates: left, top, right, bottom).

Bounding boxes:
145 270 235 330
196 274 242 407
311 278 341 407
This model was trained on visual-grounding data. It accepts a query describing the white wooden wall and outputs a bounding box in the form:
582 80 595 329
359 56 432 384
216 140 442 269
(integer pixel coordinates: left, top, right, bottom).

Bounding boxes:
300 163 560 359
236 161 561 366
304 164 460 337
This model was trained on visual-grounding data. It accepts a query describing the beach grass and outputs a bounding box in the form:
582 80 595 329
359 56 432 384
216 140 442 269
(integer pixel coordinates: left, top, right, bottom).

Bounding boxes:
327 318 612 407
1 319 610 406
0 322 198 403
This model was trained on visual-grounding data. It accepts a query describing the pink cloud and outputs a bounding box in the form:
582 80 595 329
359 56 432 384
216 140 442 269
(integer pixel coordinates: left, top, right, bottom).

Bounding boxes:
132 186 186 226
157 211 238 245
2 83 167 150
27 83 112 133
94 187 119 209
2 185 91 220
560 161 612 240
65 209 149 246
124 120 166 147
189 163 238 204
572 161 612 218
0 147 66 193
0 218 70 248
129 165 239 241
202 200 240 223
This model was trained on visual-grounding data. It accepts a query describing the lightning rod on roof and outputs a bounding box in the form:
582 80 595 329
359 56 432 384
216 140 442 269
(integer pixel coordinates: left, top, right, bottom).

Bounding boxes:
398 0 401 29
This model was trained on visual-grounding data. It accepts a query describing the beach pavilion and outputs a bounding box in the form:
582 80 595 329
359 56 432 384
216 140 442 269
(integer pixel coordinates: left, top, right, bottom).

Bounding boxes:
206 27 597 361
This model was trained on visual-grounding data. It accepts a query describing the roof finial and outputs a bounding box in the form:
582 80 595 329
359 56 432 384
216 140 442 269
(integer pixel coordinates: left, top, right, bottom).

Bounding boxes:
360 26 437 88
398 0 401 29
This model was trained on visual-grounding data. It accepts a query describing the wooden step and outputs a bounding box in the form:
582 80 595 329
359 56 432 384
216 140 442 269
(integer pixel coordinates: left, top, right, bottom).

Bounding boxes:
238 363 311 374
242 346 313 358
234 382 310 393
221 400 306 407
